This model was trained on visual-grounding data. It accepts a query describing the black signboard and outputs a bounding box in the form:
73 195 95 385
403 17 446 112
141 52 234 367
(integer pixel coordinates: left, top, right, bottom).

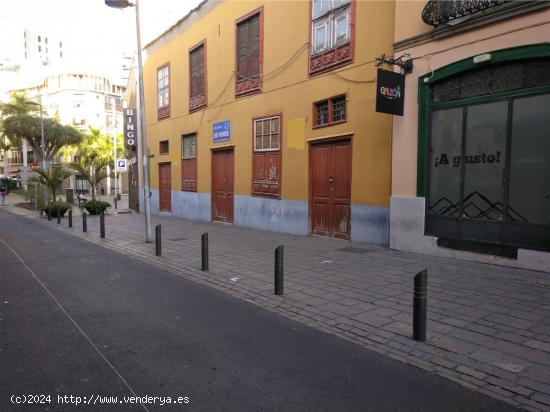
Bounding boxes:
123 108 137 148
376 69 405 116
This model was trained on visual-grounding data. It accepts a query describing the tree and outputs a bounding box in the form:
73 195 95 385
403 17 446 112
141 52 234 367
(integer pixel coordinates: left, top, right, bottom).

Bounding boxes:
28 167 72 203
70 156 110 201
3 114 83 164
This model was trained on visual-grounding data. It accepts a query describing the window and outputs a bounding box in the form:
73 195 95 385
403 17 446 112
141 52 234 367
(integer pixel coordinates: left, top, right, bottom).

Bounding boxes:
236 9 262 97
181 134 197 191
157 63 170 119
189 41 207 112
159 140 169 154
310 0 353 75
38 35 41 42
314 95 347 127
38 45 41 52
252 116 281 197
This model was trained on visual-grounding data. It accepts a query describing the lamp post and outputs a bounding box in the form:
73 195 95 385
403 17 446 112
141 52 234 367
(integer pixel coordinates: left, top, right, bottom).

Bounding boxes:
105 0 152 242
26 92 48 205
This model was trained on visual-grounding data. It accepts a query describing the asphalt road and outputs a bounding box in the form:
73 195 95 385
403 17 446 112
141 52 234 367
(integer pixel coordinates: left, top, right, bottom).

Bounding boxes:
0 209 517 411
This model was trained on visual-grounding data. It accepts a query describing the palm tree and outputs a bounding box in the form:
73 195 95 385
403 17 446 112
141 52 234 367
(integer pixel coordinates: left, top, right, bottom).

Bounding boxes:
28 167 73 203
70 157 111 201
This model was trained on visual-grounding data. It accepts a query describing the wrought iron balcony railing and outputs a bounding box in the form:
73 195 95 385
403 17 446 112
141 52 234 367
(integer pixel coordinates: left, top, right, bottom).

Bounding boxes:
422 0 511 27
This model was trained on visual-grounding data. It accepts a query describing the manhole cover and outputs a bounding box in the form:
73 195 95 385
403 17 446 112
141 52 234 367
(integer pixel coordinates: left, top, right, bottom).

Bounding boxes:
338 247 374 254
169 237 187 242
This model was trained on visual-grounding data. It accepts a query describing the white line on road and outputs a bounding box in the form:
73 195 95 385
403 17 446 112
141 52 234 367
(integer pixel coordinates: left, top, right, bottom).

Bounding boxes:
0 236 149 412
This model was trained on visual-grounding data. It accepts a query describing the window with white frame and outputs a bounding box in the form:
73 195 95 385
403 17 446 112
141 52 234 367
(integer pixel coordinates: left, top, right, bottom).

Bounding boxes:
254 116 280 151
157 64 169 110
311 0 351 54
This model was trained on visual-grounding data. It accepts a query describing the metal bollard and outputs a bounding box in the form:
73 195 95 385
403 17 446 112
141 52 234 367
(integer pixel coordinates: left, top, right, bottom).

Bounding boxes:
114 196 118 210
100 214 105 238
57 212 61 224
82 212 87 233
201 233 208 271
47 209 51 221
68 209 73 228
413 269 428 342
274 245 284 295
155 224 161 256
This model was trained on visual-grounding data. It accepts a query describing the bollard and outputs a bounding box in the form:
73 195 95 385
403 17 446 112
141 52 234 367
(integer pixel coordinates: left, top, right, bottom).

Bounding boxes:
68 209 73 228
155 224 161 256
201 233 208 271
114 196 118 210
100 214 105 238
413 269 428 342
57 212 61 224
82 212 87 233
274 245 284 295
47 209 51 221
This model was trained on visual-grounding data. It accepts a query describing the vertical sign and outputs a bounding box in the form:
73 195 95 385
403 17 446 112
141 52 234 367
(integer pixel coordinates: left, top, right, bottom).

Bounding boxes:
124 108 137 148
213 120 231 143
376 69 405 116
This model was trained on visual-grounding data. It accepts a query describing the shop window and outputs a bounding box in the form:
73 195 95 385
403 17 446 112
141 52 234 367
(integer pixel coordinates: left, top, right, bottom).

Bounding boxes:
252 116 280 197
236 9 263 97
313 95 346 127
189 41 207 112
157 63 170 119
310 0 353 75
181 134 197 191
159 140 169 154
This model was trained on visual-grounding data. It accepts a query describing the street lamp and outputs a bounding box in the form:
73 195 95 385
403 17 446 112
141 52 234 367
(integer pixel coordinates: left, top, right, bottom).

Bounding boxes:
26 93 48 205
105 0 152 242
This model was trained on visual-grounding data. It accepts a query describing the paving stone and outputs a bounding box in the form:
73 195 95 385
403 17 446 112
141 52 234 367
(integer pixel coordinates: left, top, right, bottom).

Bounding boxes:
350 312 393 328
532 393 550 407
525 339 550 353
486 377 533 397
455 365 488 380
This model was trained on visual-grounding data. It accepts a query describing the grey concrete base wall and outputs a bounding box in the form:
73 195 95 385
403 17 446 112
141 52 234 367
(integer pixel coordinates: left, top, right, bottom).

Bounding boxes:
172 191 211 222
390 196 550 273
139 188 159 215
351 204 389 246
234 195 309 236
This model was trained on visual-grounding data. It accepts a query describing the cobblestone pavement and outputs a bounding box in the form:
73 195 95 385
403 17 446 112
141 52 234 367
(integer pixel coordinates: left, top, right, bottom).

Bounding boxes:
5 197 550 411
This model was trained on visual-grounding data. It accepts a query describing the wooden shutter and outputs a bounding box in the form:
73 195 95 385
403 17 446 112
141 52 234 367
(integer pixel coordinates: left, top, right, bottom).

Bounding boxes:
189 43 206 111
236 11 262 96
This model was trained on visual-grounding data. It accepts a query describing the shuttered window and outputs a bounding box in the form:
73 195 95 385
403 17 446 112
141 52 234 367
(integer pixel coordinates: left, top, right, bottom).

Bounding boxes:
236 10 262 96
181 134 197 191
189 42 206 112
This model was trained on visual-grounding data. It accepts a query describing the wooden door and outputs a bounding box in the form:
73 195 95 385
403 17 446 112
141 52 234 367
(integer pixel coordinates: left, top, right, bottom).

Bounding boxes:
159 163 171 212
211 149 234 223
310 140 351 239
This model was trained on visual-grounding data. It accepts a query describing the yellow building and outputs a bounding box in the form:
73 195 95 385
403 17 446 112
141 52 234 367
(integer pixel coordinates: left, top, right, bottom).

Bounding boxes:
142 0 395 244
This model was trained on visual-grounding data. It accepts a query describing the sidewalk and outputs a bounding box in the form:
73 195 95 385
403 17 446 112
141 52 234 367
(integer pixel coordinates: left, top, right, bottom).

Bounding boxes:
5 199 550 411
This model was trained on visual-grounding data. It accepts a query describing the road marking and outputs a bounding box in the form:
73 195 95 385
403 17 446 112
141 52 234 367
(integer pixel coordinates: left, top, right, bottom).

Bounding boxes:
0 237 149 412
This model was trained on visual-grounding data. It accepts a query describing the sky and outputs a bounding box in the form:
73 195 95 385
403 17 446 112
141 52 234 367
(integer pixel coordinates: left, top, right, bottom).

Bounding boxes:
0 0 201 80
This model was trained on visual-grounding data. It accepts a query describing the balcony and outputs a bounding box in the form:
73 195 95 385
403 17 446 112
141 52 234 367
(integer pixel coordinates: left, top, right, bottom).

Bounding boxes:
422 0 510 27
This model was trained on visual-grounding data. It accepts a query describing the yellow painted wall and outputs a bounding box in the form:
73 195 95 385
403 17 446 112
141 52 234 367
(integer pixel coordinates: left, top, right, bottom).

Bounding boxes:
143 0 394 207
394 1 432 43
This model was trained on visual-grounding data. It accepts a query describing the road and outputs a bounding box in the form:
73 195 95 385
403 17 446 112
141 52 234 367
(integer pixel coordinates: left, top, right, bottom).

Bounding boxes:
0 209 516 411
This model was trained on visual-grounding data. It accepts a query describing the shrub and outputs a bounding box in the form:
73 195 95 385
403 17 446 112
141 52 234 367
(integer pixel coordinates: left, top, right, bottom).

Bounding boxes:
82 199 111 215
41 202 71 217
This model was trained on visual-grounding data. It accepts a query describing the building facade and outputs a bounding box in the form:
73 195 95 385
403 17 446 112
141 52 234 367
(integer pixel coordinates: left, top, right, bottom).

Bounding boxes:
142 0 395 244
391 1 550 271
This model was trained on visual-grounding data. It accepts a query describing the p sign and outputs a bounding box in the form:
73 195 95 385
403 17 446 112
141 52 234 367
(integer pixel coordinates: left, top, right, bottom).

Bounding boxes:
123 108 137 148
116 159 128 172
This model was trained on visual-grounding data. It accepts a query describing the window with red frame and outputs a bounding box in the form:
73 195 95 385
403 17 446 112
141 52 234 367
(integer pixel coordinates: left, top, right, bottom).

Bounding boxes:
236 11 262 96
314 95 347 127
189 43 206 112
252 116 280 197
157 64 170 119
181 134 197 191
310 0 353 75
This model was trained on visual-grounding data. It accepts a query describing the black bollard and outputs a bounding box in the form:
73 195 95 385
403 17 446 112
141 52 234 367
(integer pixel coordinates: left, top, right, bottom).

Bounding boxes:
274 245 284 295
155 225 162 256
47 209 51 221
82 212 87 233
100 214 105 238
68 209 73 228
201 233 208 271
57 212 61 224
413 269 428 342
114 196 118 210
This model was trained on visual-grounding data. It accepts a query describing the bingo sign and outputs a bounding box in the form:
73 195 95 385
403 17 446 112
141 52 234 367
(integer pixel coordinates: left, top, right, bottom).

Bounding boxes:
123 108 137 148
213 120 231 143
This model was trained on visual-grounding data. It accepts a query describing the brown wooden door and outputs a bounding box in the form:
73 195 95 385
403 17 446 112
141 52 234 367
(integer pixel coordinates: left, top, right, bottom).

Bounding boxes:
159 163 171 212
211 149 234 223
310 140 351 239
